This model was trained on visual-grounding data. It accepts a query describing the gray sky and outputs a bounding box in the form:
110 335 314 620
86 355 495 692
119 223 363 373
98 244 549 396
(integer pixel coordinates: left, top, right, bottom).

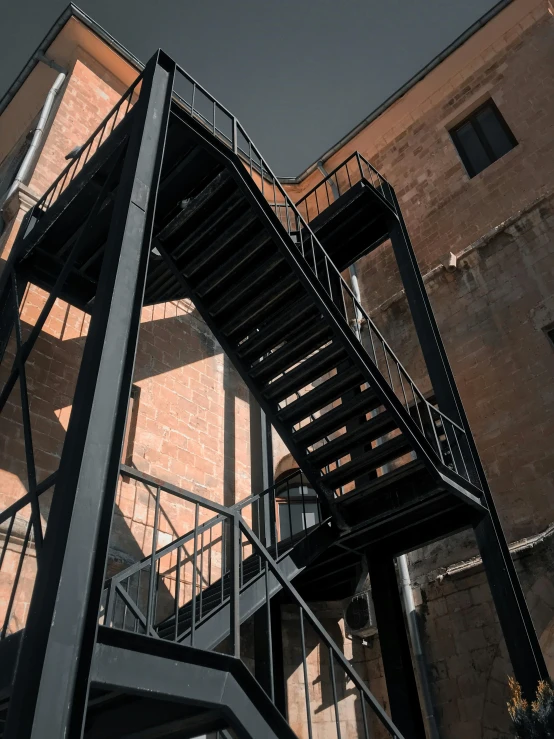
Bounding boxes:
0 0 500 176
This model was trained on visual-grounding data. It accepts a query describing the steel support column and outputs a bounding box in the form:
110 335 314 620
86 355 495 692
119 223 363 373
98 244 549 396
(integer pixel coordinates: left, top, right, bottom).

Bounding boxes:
368 554 426 739
4 51 175 739
386 190 548 697
250 398 279 698
250 398 273 547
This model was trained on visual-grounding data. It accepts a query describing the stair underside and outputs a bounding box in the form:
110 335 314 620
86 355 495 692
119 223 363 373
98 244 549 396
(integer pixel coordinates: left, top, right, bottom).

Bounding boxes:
0 627 295 739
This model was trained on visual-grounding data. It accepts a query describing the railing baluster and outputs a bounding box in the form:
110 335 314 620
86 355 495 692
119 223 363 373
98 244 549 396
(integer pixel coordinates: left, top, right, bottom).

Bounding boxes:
383 345 394 391
146 485 160 633
221 520 226 605
0 514 15 570
329 648 342 739
1 519 31 639
398 365 409 412
287 479 293 540
411 382 424 434
455 430 470 481
199 528 204 620
231 515 240 657
299 608 314 739
232 117 238 154
174 545 182 641
191 502 199 645
208 523 212 587
443 420 458 474
265 559 275 701
427 405 443 463
360 691 370 739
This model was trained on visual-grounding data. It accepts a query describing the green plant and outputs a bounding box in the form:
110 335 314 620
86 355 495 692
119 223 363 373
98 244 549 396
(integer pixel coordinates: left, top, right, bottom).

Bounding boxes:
507 677 554 738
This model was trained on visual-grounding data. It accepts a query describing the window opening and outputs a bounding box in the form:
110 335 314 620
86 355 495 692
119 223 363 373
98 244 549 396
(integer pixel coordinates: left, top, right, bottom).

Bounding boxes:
450 100 517 178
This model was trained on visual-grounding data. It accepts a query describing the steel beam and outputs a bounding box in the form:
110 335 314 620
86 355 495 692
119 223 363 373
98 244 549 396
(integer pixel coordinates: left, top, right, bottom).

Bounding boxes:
4 51 175 739
386 190 548 697
368 554 426 739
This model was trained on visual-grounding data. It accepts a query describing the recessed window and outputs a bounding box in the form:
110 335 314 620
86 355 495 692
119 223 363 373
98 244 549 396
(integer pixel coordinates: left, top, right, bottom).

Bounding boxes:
546 326 554 349
450 101 517 178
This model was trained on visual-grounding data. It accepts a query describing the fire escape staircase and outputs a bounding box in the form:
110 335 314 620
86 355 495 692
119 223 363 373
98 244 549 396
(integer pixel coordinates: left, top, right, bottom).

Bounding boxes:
4 76 486 555
0 53 523 739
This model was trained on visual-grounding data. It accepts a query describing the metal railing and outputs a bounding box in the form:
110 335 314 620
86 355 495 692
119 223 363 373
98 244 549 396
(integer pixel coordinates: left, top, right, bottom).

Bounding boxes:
0 471 57 639
240 520 405 739
295 151 396 223
101 466 320 646
33 71 143 214
101 465 404 738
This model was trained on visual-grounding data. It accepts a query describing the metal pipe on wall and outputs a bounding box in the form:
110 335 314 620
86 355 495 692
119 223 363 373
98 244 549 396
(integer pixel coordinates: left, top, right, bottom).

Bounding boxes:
0 57 67 216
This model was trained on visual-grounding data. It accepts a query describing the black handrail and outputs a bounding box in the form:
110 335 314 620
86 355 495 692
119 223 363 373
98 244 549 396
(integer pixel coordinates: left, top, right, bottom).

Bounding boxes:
102 464 320 643
239 517 406 739
34 70 144 213
295 151 396 222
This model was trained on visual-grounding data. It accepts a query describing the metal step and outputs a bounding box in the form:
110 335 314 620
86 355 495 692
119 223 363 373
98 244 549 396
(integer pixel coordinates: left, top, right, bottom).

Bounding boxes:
321 435 411 490
293 386 381 449
209 253 286 316
263 342 346 403
277 366 364 426
250 323 333 384
221 274 300 340
236 297 317 362
184 211 261 278
307 410 398 469
195 229 273 297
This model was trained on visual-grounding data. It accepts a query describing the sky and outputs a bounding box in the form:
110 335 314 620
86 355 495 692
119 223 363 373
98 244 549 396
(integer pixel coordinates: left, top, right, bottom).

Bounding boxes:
0 0 501 176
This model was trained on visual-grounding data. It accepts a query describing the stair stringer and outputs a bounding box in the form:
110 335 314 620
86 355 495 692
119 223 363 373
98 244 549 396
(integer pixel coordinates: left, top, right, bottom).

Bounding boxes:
166 107 486 521
91 626 298 739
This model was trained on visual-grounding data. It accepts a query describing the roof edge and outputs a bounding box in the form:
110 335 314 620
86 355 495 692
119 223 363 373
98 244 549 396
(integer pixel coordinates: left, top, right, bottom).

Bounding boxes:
0 3 143 120
279 0 514 184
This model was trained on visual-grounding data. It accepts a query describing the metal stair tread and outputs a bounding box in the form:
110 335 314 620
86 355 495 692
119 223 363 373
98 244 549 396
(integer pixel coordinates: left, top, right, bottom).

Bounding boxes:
307 409 399 469
277 366 364 426
208 252 287 316
250 322 333 384
221 274 301 339
321 434 412 490
236 297 317 362
263 342 346 403
293 386 381 448
195 229 272 297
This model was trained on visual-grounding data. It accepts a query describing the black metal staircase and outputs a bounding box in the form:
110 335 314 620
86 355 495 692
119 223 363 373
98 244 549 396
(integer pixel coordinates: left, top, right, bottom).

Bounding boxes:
0 50 548 739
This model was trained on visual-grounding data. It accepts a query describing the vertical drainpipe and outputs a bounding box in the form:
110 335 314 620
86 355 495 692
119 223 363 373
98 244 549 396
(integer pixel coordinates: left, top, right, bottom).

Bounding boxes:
0 55 67 220
317 159 440 739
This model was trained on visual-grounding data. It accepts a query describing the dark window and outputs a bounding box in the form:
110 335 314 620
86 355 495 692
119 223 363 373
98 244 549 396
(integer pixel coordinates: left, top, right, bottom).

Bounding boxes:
450 101 517 178
546 326 554 349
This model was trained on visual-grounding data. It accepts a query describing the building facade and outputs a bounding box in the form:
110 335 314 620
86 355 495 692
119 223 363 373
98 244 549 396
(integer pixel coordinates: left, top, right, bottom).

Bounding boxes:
0 1 553 737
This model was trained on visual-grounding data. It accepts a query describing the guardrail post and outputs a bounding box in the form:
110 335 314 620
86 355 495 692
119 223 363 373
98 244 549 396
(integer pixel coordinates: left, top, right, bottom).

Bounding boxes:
232 118 238 154
230 514 240 657
4 51 175 739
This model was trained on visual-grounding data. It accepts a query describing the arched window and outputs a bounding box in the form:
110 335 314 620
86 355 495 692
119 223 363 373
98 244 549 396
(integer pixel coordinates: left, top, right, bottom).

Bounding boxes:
275 467 320 540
